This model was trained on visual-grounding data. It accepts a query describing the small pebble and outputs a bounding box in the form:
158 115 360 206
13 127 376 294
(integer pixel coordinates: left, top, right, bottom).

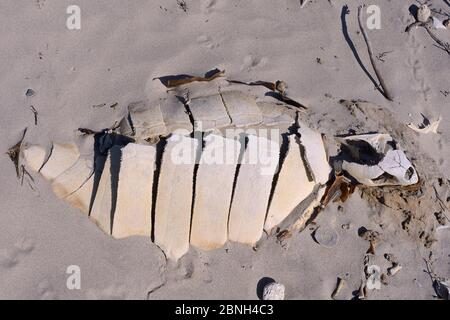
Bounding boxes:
387 264 402 276
25 89 35 97
262 282 285 300
342 223 351 230
314 226 338 248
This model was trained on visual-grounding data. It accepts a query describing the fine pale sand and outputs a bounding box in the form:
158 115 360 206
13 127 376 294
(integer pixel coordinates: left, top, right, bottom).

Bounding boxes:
0 0 449 299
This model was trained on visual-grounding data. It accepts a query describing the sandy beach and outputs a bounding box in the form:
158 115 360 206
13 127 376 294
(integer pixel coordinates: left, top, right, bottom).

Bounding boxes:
0 0 449 300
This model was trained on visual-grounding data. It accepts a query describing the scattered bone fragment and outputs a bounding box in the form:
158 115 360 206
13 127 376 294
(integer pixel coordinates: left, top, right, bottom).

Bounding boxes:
228 135 279 245
191 134 240 250
432 17 447 30
338 133 418 187
300 0 310 9
381 273 389 285
407 116 441 134
264 135 315 232
331 277 346 300
387 264 402 276
359 229 380 255
155 135 198 260
112 143 156 238
384 253 398 264
357 281 368 300
342 223 351 230
322 174 354 207
262 282 285 300
417 5 431 23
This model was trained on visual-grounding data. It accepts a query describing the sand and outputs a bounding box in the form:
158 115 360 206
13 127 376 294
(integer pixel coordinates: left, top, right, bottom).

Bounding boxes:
0 0 449 299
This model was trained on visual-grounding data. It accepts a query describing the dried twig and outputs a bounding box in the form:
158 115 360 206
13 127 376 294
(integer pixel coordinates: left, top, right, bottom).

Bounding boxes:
30 106 38 125
406 18 450 55
6 128 27 178
424 24 450 54
154 69 225 88
357 5 394 101
376 50 393 62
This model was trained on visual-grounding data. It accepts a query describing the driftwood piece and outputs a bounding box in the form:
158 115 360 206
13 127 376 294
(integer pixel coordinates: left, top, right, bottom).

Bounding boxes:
357 5 394 101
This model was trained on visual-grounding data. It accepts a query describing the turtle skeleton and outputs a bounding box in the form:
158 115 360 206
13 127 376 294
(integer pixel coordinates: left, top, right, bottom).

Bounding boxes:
20 79 417 261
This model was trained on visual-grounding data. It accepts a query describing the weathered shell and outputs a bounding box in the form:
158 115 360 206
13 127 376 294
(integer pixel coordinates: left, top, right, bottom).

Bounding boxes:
417 4 431 23
262 282 285 300
22 85 332 260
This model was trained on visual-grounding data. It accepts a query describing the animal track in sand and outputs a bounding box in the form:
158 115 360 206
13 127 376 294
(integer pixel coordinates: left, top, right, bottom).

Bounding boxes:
241 55 268 71
201 0 218 14
35 0 45 10
404 16 431 102
86 284 128 300
37 279 58 300
0 237 35 269
196 35 219 49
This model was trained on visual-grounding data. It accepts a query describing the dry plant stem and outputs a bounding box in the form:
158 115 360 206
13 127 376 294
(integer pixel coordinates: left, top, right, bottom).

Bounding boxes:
6 128 27 178
424 24 450 55
406 19 450 55
30 106 38 125
357 6 394 101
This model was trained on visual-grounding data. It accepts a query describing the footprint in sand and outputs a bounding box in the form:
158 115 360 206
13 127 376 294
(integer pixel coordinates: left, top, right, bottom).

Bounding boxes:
201 0 218 14
38 279 58 300
197 35 219 49
241 55 268 71
0 237 35 269
405 33 431 101
86 284 128 300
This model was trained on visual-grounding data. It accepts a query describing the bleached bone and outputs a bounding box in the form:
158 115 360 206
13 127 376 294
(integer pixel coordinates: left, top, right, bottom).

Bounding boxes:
190 134 241 250
298 123 330 185
51 157 93 200
89 150 114 234
112 143 156 238
154 134 198 260
264 135 315 232
159 95 192 133
220 91 263 127
22 145 46 172
338 133 418 186
40 143 80 181
256 102 296 128
228 134 279 245
189 93 231 131
23 86 414 261
124 100 167 141
64 175 94 215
